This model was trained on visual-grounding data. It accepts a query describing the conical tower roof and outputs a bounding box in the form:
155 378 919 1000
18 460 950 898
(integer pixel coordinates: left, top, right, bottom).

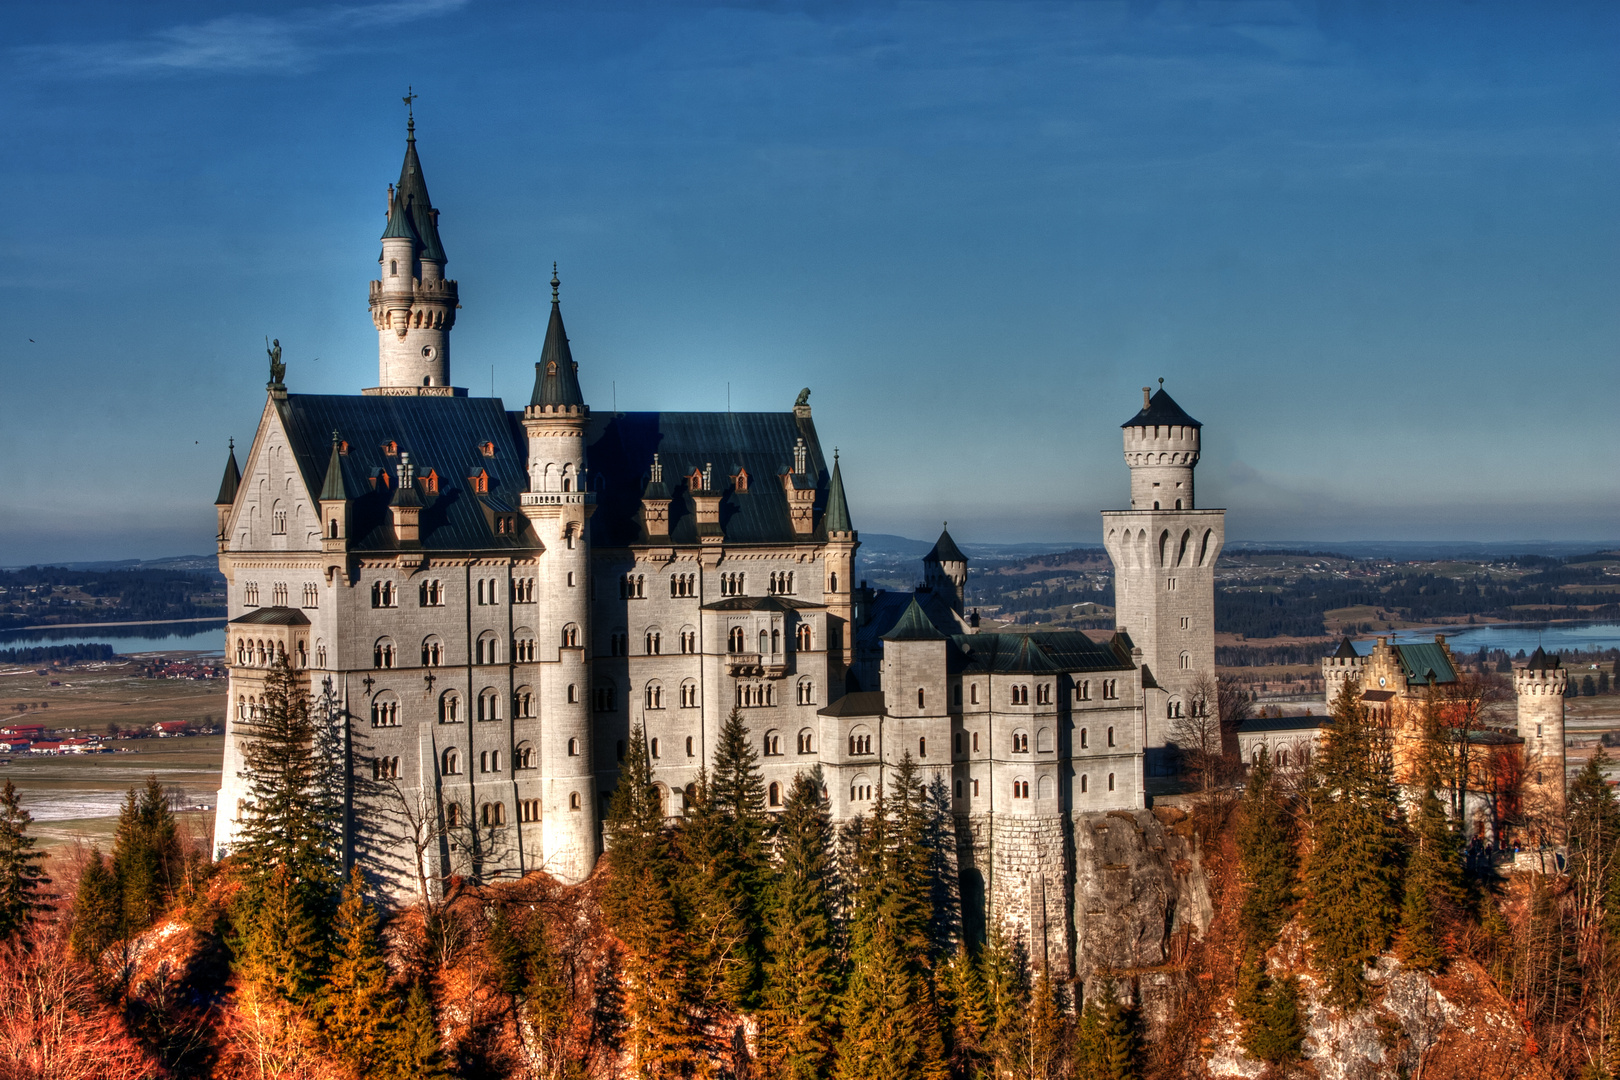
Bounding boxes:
1525 646 1561 671
924 524 967 564
396 119 447 264
319 433 351 501
529 267 585 408
1121 386 1201 429
381 191 421 242
824 451 852 533
214 439 240 506
1334 636 1359 660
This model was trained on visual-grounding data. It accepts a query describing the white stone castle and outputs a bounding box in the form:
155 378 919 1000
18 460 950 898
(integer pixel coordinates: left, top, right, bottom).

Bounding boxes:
211 119 1230 969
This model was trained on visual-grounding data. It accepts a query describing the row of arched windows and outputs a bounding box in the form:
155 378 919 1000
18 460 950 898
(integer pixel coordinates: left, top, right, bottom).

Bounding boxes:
767 571 795 595
235 637 305 668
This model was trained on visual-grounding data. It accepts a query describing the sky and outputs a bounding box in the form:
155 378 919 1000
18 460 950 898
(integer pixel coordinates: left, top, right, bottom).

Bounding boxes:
1 0 1616 564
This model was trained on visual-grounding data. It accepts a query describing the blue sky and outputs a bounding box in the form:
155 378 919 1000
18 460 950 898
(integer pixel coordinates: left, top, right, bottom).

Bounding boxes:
2 1 1616 563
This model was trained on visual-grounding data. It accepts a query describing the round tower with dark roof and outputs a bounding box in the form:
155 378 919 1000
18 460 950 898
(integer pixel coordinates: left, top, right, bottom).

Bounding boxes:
1100 384 1226 767
1515 647 1568 829
923 524 968 615
368 115 459 395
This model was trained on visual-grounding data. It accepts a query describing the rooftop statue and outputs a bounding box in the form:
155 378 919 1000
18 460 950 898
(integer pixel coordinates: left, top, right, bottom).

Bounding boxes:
795 387 811 407
266 337 285 387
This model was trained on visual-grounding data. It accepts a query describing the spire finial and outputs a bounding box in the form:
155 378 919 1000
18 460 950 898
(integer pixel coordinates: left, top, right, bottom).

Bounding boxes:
332 429 341 447
228 437 234 452
1159 376 1164 388
403 86 417 139
551 262 560 303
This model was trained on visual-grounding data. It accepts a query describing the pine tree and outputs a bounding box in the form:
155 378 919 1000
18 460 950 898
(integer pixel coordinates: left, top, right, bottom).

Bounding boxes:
1073 983 1139 1080
1235 949 1303 1063
603 724 711 1077
940 945 988 1077
1236 748 1295 950
1025 966 1068 1080
320 867 397 1075
520 905 575 1078
0 780 48 942
71 847 123 963
236 862 330 1003
758 769 841 1079
978 922 1026 1077
1303 683 1404 1006
112 776 183 934
392 981 452 1080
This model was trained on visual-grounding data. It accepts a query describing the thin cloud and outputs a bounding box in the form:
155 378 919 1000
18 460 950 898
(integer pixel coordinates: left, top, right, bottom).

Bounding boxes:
14 0 468 78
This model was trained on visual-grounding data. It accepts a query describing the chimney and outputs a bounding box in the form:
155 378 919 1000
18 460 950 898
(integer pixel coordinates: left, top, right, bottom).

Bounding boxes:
1143 386 1151 408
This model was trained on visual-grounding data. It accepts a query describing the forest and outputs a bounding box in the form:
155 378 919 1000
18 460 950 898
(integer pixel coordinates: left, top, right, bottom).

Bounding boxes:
0 567 225 630
0 661 1617 1078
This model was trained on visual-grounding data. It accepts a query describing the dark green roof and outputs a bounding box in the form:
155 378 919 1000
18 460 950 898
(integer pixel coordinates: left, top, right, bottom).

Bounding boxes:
529 298 585 408
1393 642 1458 686
381 194 420 242
950 630 1131 675
275 393 531 553
883 597 948 642
395 128 447 263
319 436 350 501
924 526 966 564
229 606 311 626
585 410 841 547
215 441 241 506
1121 387 1201 429
824 454 852 533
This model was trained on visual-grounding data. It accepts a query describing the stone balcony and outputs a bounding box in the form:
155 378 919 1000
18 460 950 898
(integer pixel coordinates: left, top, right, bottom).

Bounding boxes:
520 492 597 508
726 652 788 678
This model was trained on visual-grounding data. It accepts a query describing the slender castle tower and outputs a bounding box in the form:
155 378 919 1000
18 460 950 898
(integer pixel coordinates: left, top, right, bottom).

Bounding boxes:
1515 647 1568 831
367 112 460 395
521 269 599 882
1101 383 1225 765
922 525 968 615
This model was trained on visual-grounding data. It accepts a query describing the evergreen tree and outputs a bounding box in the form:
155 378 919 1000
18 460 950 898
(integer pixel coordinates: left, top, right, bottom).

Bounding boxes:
1302 683 1404 1006
70 847 123 963
1234 950 1303 1063
758 769 841 1079
1073 983 1139 1080
236 862 329 1003
112 776 182 933
978 922 1026 1077
1236 748 1295 950
1599 669 1611 695
520 905 575 1078
602 724 710 1077
320 867 397 1075
1400 706 1463 972
1025 967 1068 1080
1584 674 1598 697
940 945 988 1078
392 981 452 1080
0 780 48 942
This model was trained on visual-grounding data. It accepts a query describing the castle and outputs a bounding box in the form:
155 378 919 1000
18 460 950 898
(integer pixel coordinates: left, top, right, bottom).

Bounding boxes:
209 119 1563 973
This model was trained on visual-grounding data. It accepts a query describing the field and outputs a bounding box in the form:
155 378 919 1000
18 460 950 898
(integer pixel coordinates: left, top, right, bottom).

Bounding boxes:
0 660 225 848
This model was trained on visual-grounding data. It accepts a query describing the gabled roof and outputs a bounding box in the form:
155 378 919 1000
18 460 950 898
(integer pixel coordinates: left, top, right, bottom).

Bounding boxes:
230 606 311 626
1236 714 1325 734
215 441 241 506
1524 646 1562 671
924 526 966 565
883 597 948 642
1393 642 1458 686
274 394 531 552
1120 387 1201 429
585 410 839 547
950 630 1131 675
824 454 853 533
1333 636 1360 660
530 277 585 408
395 124 447 263
818 691 885 718
702 595 824 613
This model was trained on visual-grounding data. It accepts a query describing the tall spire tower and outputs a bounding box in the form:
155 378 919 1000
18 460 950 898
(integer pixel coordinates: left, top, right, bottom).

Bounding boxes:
1101 383 1225 769
366 100 460 395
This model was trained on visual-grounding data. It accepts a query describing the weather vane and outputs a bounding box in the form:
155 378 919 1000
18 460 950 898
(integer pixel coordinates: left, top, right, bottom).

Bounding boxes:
402 86 417 119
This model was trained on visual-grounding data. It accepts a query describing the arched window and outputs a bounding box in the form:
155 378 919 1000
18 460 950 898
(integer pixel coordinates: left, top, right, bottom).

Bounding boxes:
918 737 927 758
516 742 536 769
759 629 769 655
1080 728 1089 749
271 500 286 535
370 693 401 728
476 631 499 665
481 802 506 826
513 630 536 662
829 572 838 593
315 641 327 667
441 748 461 775
650 738 661 759
645 628 661 655
796 624 812 650
1076 680 1091 701
970 683 979 705
728 627 745 653
478 688 500 721
594 679 617 713
559 623 579 648
797 728 814 754
566 737 580 758
373 637 396 669
1013 778 1029 799
1012 729 1029 753
850 774 872 801
771 628 780 654
686 736 694 757
1107 726 1116 747
1036 727 1053 753
439 691 462 724
849 726 874 756
445 802 463 827
421 635 443 667
763 730 782 756
680 680 698 708
569 792 581 811
796 677 815 705
645 681 664 710
1081 774 1089 793
768 782 781 807
513 686 535 718
917 687 926 709
680 627 697 654
1108 772 1116 791
567 684 578 704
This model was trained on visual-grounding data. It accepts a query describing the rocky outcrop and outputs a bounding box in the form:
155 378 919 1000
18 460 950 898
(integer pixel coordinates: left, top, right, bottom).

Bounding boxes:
1073 807 1213 983
1203 921 1554 1080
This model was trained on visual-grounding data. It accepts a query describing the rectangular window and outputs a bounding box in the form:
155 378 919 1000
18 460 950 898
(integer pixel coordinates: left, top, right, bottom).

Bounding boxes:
1180 616 1190 629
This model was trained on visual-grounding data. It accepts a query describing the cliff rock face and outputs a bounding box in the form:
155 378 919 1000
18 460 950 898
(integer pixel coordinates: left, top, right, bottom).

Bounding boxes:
1073 808 1213 983
1204 924 1554 1080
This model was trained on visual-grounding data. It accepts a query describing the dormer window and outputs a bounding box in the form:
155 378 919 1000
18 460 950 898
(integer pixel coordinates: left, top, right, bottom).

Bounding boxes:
469 469 489 495
421 470 439 495
546 361 557 375
733 468 749 492
689 470 704 490
479 442 495 457
382 441 398 457
337 440 349 456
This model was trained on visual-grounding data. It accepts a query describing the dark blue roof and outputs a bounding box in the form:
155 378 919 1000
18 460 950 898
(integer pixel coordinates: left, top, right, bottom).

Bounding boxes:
1121 388 1201 429
278 394 531 553
585 411 837 547
952 630 1132 675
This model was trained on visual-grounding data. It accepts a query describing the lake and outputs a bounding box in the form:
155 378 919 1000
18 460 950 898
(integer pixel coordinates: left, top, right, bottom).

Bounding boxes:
0 619 226 656
1358 622 1620 657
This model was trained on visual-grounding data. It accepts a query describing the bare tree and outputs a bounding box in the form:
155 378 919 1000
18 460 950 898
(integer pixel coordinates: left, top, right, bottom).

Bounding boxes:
1432 672 1509 822
375 776 446 913
1175 672 1228 795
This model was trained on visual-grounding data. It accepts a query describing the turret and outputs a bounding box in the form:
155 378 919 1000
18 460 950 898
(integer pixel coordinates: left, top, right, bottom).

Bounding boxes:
1323 636 1364 704
367 115 459 395
823 447 859 673
214 438 240 547
1515 647 1568 828
519 268 597 883
922 524 968 615
1121 383 1201 510
318 432 351 553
